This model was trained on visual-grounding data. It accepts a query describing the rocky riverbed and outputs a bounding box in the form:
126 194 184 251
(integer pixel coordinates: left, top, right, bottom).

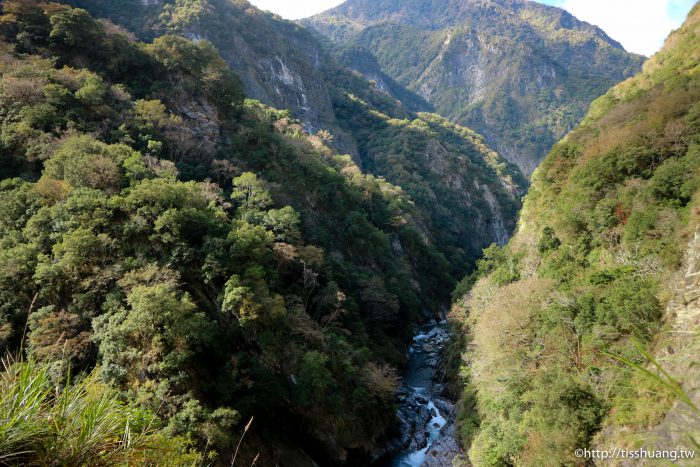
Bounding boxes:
377 322 465 467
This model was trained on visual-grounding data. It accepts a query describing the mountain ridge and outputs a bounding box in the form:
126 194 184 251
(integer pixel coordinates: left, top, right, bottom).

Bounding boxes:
64 0 527 288
305 0 645 175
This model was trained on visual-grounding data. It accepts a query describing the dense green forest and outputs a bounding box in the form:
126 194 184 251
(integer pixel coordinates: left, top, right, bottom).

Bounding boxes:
327 72 525 276
61 0 525 284
0 1 499 463
451 4 700 465
1 1 698 466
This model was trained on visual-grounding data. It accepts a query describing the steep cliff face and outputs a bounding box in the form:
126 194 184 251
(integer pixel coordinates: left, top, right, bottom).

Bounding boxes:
450 4 700 464
647 228 700 448
68 0 340 133
595 227 700 463
163 1 339 133
68 0 527 286
306 0 645 175
335 46 434 113
327 70 526 275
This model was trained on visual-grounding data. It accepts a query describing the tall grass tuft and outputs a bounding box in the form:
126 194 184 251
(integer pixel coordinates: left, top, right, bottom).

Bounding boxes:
606 340 700 450
0 357 201 466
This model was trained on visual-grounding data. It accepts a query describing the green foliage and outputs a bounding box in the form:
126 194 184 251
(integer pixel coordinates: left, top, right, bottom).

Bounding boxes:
307 0 644 173
43 134 142 193
452 243 522 299
0 357 201 466
231 172 272 212
536 226 560 253
329 75 524 281
294 351 335 406
49 7 101 47
453 5 700 465
94 283 217 393
0 3 457 462
145 35 244 111
596 276 661 338
647 149 700 206
263 206 301 243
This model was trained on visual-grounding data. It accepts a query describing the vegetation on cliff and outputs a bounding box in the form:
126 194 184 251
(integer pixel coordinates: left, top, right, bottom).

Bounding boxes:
62 0 525 285
306 0 645 174
2 1 692 465
451 4 700 464
0 2 494 463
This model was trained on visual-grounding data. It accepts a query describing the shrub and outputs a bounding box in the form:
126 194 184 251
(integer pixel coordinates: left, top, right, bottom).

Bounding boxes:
537 226 561 253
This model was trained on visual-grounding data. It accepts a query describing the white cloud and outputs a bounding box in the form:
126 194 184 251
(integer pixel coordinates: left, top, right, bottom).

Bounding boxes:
560 0 676 56
247 0 344 20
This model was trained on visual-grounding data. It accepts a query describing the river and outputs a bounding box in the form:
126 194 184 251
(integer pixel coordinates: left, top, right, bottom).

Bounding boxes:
377 321 463 467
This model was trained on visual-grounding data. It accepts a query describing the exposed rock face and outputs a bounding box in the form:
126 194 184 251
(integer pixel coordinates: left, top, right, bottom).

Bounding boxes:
596 229 700 465
480 183 509 246
67 0 340 133
162 0 339 133
394 388 439 454
335 47 434 113
647 229 700 451
305 0 645 175
424 418 464 467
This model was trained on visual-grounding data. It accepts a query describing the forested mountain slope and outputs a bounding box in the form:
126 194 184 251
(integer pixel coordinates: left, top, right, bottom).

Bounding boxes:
64 0 526 291
66 0 341 134
0 2 516 464
451 3 700 464
65 0 430 147
306 0 645 175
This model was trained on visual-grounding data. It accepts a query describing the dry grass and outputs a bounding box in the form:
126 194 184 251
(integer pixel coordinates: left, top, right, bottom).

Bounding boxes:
469 276 554 391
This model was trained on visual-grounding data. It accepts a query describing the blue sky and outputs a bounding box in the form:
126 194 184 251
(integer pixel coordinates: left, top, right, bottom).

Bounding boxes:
535 0 696 55
538 0 693 23
248 0 696 56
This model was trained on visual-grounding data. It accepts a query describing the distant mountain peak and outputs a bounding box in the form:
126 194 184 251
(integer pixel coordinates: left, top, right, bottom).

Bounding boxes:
305 0 644 174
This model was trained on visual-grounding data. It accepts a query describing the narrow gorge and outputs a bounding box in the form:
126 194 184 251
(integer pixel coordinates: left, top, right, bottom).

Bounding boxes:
0 1 697 466
387 322 461 467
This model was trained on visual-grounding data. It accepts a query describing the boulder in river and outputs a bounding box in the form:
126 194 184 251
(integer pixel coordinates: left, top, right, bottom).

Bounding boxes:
385 323 463 466
424 419 465 467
